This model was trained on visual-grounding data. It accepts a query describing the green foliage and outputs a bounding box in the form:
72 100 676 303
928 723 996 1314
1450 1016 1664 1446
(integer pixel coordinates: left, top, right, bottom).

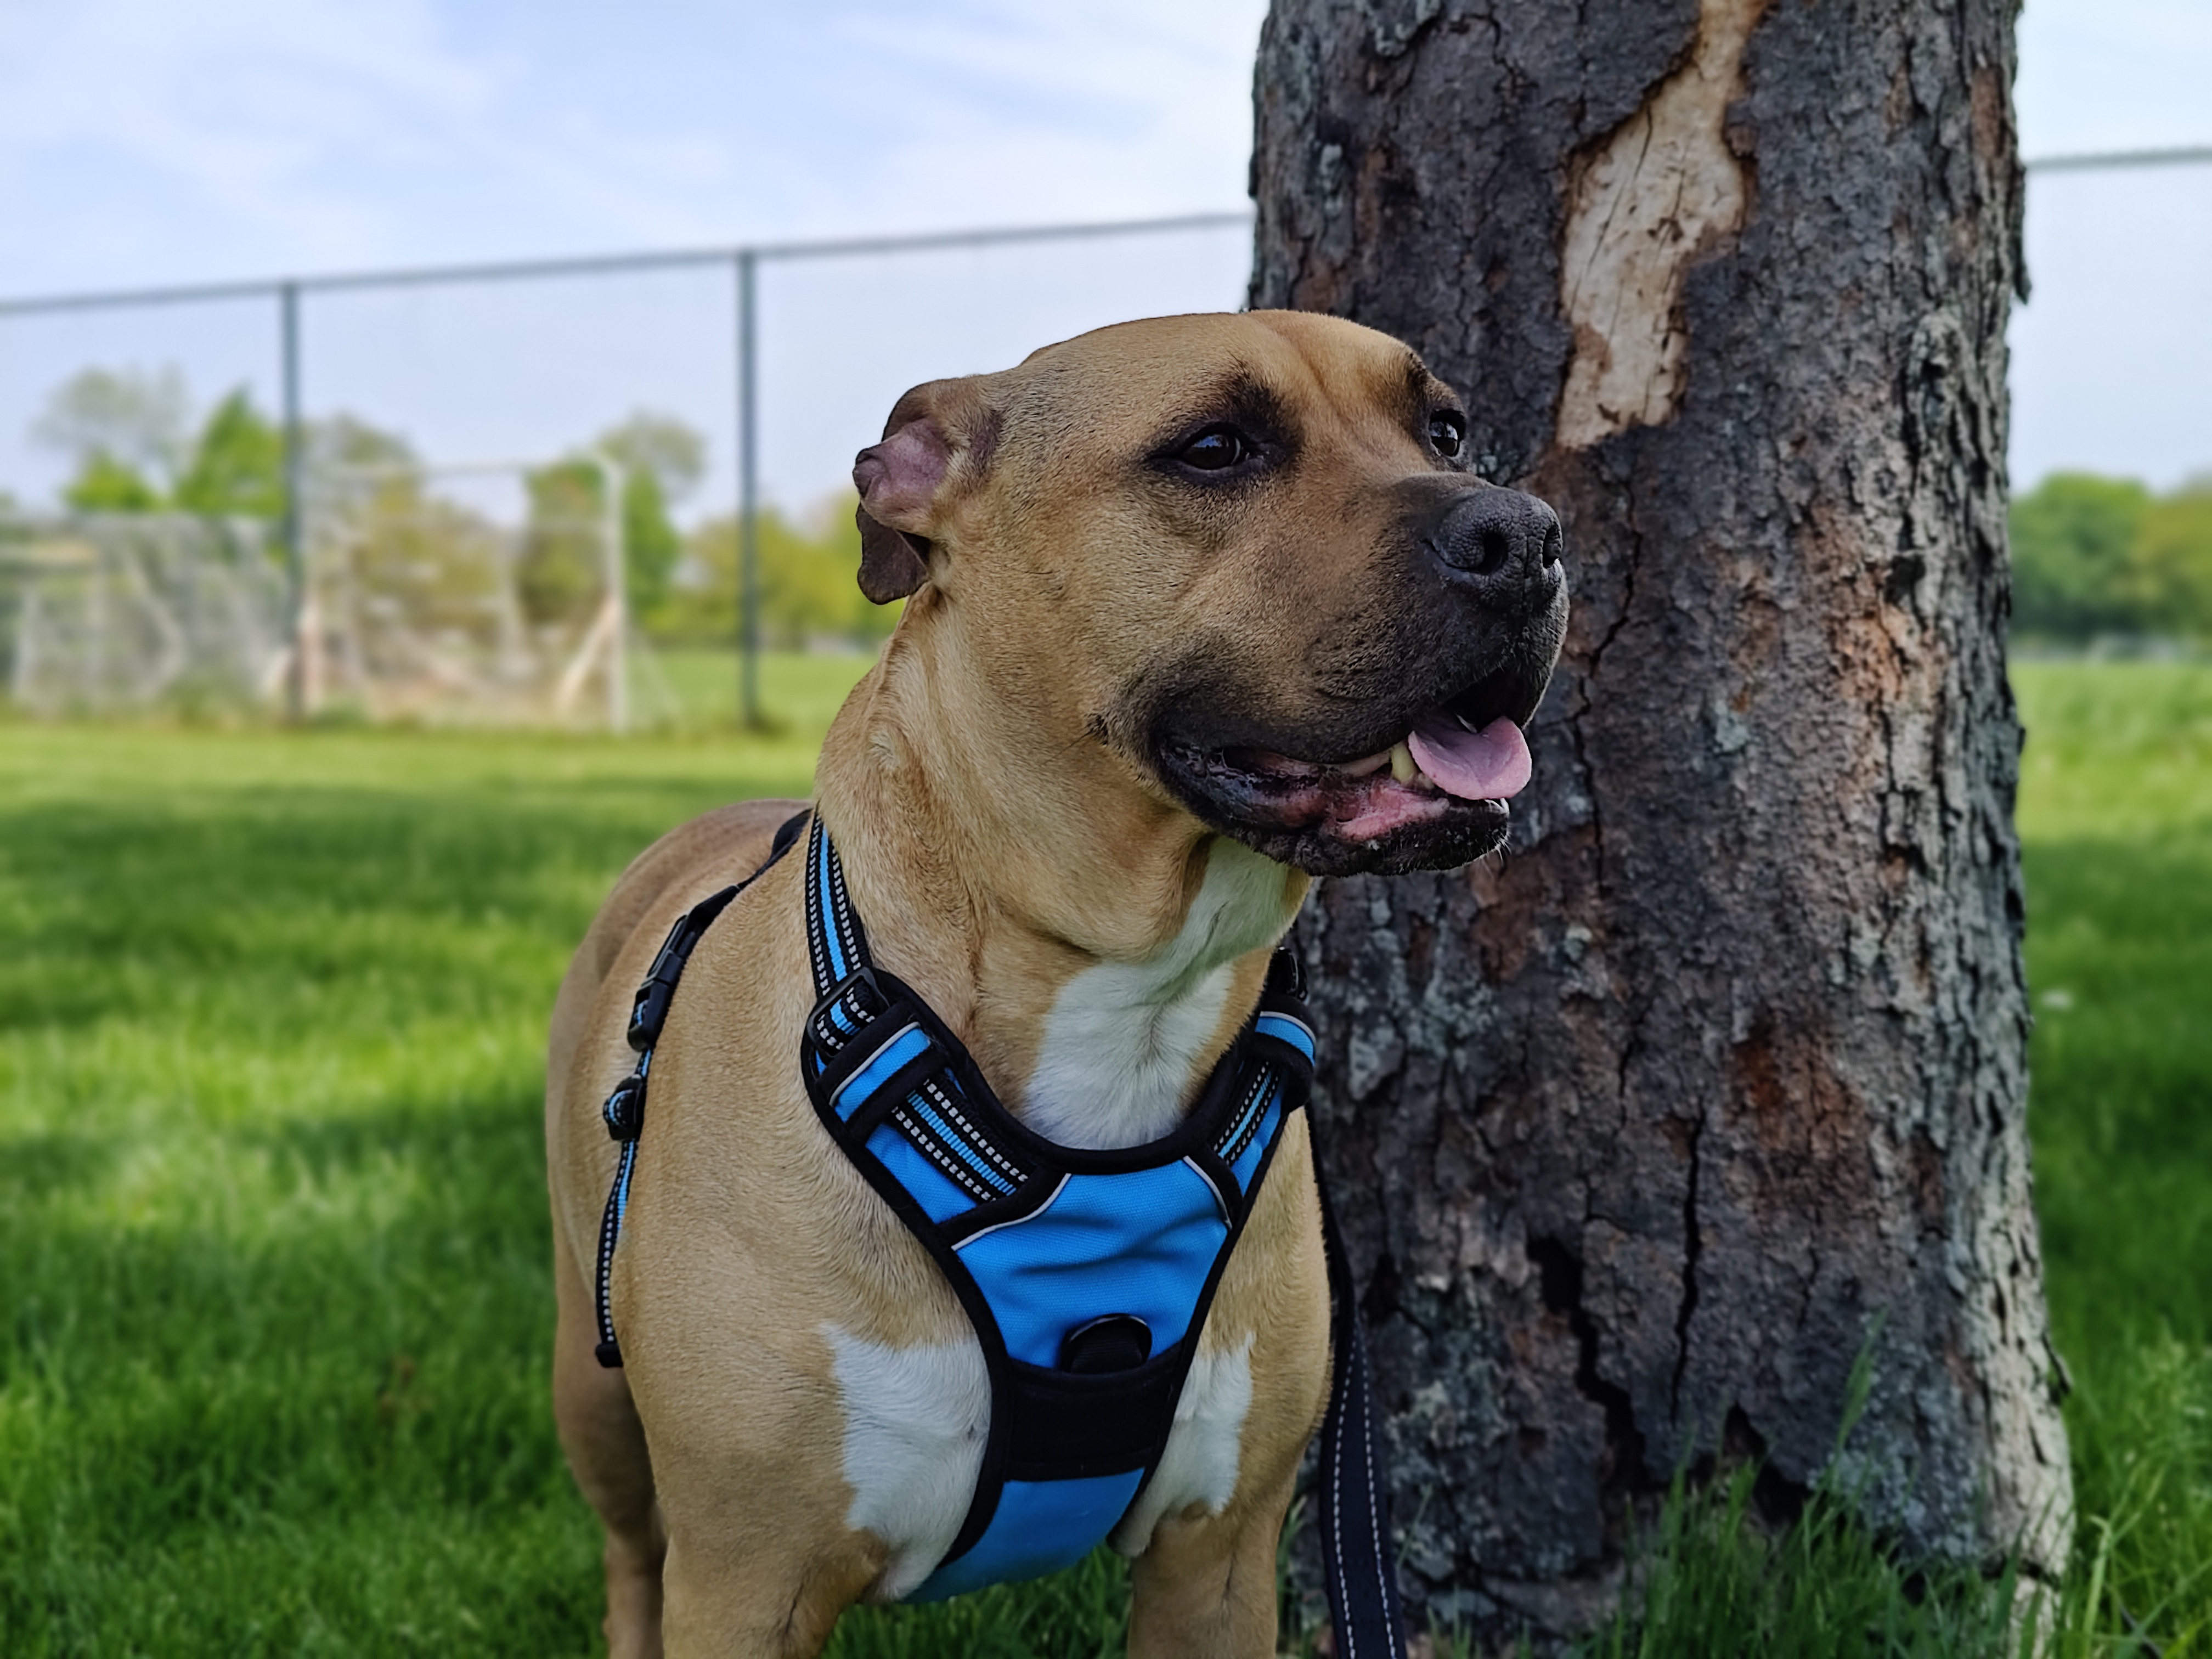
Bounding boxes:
37 376 286 522
27 374 900 650
673 497 898 649
2130 487 2212 639
620 465 684 619
2011 473 2212 644
596 411 706 503
2012 474 2153 640
32 365 194 487
597 412 708 624
171 390 285 519
0 663 2205 1654
61 450 164 513
518 459 614 626
308 411 418 481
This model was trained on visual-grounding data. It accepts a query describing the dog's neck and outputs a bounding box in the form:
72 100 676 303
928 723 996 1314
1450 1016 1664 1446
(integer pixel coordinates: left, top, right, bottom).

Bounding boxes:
812 607 1308 1149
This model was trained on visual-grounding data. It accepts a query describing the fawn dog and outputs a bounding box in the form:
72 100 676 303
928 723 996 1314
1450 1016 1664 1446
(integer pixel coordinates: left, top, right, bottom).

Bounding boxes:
545 311 1566 1657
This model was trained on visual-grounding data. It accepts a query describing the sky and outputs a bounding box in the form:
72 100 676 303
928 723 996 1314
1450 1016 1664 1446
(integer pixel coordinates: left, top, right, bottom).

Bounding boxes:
0 0 2204 511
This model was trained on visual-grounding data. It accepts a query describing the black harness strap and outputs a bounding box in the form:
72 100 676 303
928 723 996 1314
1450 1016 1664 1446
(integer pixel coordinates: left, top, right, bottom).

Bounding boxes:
591 808 808 1369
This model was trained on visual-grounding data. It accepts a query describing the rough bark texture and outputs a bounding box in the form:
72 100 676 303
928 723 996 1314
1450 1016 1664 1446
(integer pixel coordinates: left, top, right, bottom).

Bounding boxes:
1250 0 2071 1638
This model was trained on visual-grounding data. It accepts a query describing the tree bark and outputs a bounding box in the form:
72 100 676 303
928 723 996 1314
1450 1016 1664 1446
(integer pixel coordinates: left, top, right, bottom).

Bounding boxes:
1250 0 2071 1638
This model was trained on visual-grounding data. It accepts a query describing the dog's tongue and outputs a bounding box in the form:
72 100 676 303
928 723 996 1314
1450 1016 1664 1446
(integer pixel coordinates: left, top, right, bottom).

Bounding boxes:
1407 714 1532 802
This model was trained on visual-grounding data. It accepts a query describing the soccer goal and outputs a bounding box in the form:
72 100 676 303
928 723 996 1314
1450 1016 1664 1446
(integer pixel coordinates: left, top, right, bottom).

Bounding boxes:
299 453 659 730
2 453 673 730
0 510 287 714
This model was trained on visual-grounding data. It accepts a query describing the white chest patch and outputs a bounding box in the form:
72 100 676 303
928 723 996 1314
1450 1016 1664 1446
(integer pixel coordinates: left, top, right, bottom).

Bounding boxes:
1110 1333 1256 1556
825 1325 990 1601
828 1323 1256 1592
1024 841 1297 1149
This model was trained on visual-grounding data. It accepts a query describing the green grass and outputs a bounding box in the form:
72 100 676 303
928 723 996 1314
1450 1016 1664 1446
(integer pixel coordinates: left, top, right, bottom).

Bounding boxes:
0 656 2205 1655
639 645 882 736
2013 663 2212 1650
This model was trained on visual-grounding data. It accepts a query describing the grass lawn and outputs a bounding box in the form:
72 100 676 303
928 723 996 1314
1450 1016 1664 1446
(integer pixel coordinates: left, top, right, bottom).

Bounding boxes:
0 655 2205 1654
2012 662 2212 1648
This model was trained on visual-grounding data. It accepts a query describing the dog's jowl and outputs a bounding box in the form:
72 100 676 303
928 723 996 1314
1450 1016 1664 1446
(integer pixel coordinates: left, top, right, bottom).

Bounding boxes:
544 311 1567 1658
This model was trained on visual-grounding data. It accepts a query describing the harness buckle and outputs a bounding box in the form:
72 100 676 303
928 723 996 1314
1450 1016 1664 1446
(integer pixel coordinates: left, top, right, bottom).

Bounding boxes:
808 966 891 1054
602 1066 647 1142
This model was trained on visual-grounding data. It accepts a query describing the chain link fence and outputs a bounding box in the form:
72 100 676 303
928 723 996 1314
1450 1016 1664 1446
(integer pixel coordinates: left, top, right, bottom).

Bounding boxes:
2 148 2204 725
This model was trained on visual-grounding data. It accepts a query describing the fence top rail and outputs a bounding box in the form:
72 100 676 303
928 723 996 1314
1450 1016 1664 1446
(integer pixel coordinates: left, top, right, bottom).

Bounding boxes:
4 143 2204 320
0 209 1256 319
2023 144 2212 174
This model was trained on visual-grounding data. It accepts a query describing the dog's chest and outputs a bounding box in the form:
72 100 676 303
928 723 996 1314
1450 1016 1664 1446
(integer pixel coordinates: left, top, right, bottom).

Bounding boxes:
1022 841 1297 1149
827 843 1296 1594
828 1324 1255 1598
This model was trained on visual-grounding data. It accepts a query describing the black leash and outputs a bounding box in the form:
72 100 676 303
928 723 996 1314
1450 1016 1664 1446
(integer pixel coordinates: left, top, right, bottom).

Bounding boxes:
1313 1158 1410 1657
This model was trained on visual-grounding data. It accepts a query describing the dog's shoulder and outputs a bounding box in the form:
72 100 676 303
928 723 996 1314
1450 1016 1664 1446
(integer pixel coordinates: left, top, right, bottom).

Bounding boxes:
547 797 808 1145
582 797 810 991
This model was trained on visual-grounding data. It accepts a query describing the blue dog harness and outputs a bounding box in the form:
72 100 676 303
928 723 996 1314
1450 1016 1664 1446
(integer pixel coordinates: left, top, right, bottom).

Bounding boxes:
798 816 1312 1597
594 810 1409 1651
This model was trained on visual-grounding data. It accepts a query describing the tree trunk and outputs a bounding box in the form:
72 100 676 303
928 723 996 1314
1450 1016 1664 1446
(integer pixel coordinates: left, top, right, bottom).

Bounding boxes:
1250 0 2070 1638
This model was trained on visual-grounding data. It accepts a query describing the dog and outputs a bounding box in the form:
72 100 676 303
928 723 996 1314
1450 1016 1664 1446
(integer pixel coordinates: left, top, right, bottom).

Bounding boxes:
545 309 1567 1657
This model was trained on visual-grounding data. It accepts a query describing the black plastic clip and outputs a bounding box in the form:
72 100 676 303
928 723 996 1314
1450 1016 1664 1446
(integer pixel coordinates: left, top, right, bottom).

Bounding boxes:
627 885 745 1052
603 1062 648 1142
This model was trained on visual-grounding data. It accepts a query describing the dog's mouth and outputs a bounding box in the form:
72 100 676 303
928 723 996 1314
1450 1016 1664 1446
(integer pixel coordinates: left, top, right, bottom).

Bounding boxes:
1152 667 1547 877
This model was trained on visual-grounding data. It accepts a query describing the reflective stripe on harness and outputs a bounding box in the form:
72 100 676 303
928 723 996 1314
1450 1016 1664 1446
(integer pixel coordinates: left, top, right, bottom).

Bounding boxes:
589 808 1410 1655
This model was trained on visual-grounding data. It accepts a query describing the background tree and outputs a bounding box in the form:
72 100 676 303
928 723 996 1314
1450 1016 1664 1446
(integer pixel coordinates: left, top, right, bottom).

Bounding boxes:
172 391 284 519
63 453 165 514
1250 0 2072 1638
674 494 896 650
2010 475 2153 642
518 459 612 626
2125 480 2212 640
599 411 708 623
32 366 193 503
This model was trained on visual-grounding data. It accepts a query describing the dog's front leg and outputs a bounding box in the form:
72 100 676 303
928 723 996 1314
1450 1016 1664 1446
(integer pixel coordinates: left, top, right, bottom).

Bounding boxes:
1125 1469 1299 1659
647 1400 887 1659
653 1525 883 1659
552 1246 668 1658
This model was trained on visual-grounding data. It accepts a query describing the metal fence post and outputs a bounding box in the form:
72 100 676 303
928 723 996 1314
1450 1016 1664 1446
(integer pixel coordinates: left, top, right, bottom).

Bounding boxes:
596 452 628 735
279 280 304 720
736 247 761 729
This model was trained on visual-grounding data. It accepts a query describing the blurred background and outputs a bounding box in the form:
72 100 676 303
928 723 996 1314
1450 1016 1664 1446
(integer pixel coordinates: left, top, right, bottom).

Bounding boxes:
1 4 2207 1654
1 0 2203 727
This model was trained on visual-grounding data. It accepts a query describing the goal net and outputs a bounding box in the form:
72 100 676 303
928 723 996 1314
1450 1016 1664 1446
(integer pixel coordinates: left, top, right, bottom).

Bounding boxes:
0 510 287 714
2 454 677 730
300 455 663 730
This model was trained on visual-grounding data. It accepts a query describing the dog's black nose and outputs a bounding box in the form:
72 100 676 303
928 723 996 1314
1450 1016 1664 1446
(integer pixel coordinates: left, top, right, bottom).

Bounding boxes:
1428 488 1564 597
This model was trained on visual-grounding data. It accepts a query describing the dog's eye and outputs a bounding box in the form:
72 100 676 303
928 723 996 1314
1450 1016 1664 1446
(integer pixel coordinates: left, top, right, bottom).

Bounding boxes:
1429 412 1466 458
1177 426 1251 471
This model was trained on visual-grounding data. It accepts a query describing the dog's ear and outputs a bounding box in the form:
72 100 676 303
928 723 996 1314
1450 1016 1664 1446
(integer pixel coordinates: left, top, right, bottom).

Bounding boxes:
852 379 997 605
